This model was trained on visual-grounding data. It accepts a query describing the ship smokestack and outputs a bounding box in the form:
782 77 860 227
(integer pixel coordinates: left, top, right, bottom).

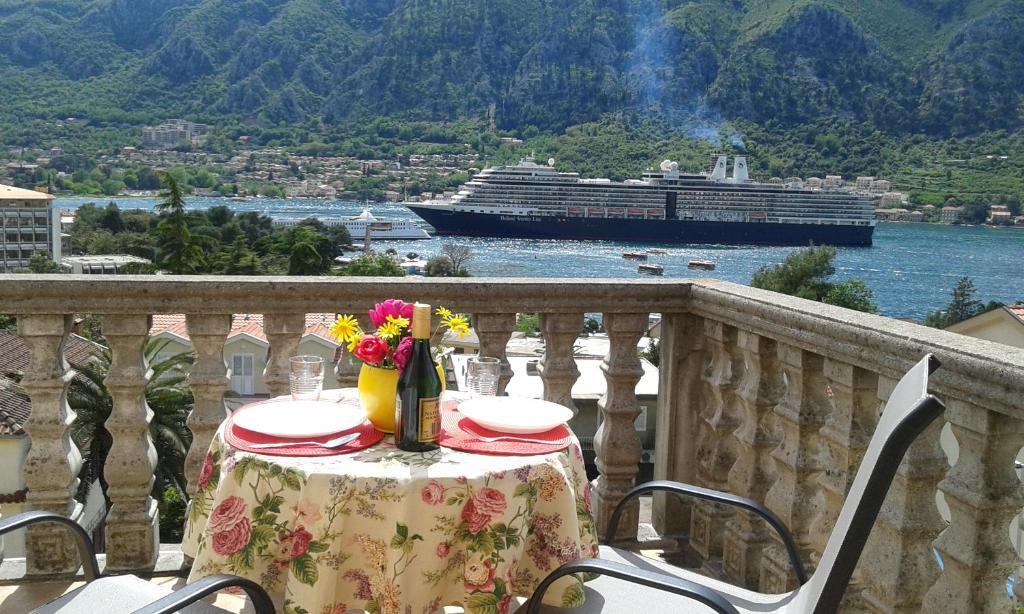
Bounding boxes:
710 155 727 181
732 156 749 182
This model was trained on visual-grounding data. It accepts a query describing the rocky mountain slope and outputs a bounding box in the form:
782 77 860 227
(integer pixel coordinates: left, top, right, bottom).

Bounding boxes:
0 0 1020 135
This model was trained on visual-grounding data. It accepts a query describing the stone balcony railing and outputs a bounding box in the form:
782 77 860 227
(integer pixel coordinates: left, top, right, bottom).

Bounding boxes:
2 275 1023 613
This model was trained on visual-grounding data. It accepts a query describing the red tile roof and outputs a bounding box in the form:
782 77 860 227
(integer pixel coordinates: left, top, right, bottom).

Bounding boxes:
1009 304 1024 323
149 313 340 345
0 330 102 435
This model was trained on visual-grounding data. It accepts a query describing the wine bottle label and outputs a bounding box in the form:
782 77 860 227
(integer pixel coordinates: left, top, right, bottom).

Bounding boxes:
418 397 440 442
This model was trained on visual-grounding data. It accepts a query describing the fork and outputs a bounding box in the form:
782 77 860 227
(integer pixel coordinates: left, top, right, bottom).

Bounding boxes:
466 432 560 445
250 432 360 450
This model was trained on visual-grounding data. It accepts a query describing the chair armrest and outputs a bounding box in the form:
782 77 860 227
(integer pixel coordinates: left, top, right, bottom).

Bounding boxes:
607 480 808 585
129 574 276 614
0 510 100 581
524 558 740 614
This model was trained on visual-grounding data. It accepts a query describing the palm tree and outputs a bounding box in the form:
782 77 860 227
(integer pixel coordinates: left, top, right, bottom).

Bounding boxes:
68 338 195 502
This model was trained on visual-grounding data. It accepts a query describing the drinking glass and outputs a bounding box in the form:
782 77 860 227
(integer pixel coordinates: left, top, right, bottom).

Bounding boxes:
289 355 324 401
466 356 501 396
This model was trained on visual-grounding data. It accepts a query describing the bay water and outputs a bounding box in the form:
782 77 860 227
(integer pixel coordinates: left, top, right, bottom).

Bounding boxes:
57 196 1024 321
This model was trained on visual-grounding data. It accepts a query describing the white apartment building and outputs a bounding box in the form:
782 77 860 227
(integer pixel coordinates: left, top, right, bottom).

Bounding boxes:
0 183 60 273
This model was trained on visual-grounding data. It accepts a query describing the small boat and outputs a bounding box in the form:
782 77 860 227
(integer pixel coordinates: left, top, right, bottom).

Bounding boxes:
622 251 648 260
647 248 668 255
638 263 664 275
688 259 716 271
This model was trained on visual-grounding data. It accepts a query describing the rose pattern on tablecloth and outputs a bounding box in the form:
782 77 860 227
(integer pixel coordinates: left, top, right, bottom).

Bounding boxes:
184 426 598 614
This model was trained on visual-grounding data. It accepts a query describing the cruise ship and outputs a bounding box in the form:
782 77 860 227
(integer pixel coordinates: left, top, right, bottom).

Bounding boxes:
272 209 431 240
404 156 877 246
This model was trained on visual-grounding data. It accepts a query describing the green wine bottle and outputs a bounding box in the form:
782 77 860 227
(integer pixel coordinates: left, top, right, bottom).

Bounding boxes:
395 303 442 451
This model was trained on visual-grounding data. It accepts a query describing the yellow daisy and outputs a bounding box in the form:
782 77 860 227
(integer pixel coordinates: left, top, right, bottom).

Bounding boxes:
445 315 471 339
330 314 362 344
377 315 409 339
435 306 453 321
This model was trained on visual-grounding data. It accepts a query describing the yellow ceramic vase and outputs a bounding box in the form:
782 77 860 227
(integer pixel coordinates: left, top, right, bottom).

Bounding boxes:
358 364 401 433
357 361 447 434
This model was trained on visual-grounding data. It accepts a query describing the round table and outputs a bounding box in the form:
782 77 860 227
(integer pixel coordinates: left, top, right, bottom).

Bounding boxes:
182 391 599 614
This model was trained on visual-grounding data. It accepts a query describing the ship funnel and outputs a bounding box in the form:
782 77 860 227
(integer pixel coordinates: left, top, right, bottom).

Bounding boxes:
710 155 727 181
732 156 749 182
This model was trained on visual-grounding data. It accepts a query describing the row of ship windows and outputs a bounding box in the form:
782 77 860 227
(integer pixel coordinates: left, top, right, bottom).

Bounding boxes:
463 201 873 218
475 181 874 201
465 191 872 208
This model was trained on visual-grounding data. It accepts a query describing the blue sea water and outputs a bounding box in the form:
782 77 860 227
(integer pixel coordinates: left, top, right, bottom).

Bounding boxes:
56 196 1024 321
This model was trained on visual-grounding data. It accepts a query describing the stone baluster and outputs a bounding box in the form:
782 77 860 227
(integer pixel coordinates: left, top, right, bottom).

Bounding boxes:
184 314 231 497
652 314 704 538
806 360 877 609
690 321 742 575
17 314 83 576
920 401 1024 614
759 345 827 593
856 374 946 612
263 313 305 397
102 315 158 572
722 332 782 588
592 312 647 540
475 313 515 395
538 313 582 412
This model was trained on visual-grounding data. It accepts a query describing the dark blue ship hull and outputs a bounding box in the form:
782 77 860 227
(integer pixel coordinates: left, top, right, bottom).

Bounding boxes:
407 206 875 247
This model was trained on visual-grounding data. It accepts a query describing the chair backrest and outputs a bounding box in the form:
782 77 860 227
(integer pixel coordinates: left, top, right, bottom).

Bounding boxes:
791 354 945 614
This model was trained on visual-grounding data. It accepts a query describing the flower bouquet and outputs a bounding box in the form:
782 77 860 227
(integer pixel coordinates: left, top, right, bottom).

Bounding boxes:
330 299 470 432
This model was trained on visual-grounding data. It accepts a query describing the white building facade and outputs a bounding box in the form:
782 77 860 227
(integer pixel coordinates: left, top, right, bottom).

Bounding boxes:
0 183 60 273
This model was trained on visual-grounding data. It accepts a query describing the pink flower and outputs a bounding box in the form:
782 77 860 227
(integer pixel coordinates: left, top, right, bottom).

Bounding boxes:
196 453 214 490
284 526 313 559
463 559 497 592
212 517 251 555
497 594 512 614
393 336 414 372
208 496 247 532
461 487 507 534
368 299 414 328
421 480 445 505
353 335 389 365
436 542 450 558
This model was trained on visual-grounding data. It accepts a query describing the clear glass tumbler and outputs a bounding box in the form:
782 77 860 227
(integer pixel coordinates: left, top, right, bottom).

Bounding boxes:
289 355 324 401
466 356 501 396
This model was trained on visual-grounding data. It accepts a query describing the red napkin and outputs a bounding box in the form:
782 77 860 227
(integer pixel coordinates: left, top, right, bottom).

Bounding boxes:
224 409 384 457
438 406 572 456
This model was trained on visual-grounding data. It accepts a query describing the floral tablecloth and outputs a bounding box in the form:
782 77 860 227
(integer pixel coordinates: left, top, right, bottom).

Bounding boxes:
182 415 599 614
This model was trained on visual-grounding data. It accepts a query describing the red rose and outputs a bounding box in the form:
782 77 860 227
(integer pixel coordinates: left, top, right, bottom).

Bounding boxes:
421 480 445 505
497 594 512 614
196 453 214 490
436 542 450 558
461 487 506 534
353 335 389 365
393 337 414 373
212 517 251 555
289 526 313 558
208 496 247 532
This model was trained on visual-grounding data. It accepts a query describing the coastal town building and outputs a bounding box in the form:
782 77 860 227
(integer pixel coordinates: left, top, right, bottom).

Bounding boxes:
148 313 341 398
142 119 209 149
940 206 963 223
879 192 905 207
60 254 151 274
947 304 1024 349
0 183 61 273
990 205 1014 225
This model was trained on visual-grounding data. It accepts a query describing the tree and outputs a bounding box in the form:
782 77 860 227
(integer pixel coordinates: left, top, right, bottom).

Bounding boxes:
17 252 62 273
441 243 473 275
67 339 195 502
923 277 1001 328
424 255 454 277
339 253 405 276
751 246 877 313
154 173 205 273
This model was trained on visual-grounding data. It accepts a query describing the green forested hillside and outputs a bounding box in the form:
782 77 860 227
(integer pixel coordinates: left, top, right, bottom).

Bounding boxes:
1 0 1022 135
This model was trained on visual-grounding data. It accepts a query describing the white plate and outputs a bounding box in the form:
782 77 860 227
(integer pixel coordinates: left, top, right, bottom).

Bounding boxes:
233 399 366 438
458 396 573 434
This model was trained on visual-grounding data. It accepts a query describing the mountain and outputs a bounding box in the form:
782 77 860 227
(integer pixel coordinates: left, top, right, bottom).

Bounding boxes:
0 0 1022 136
